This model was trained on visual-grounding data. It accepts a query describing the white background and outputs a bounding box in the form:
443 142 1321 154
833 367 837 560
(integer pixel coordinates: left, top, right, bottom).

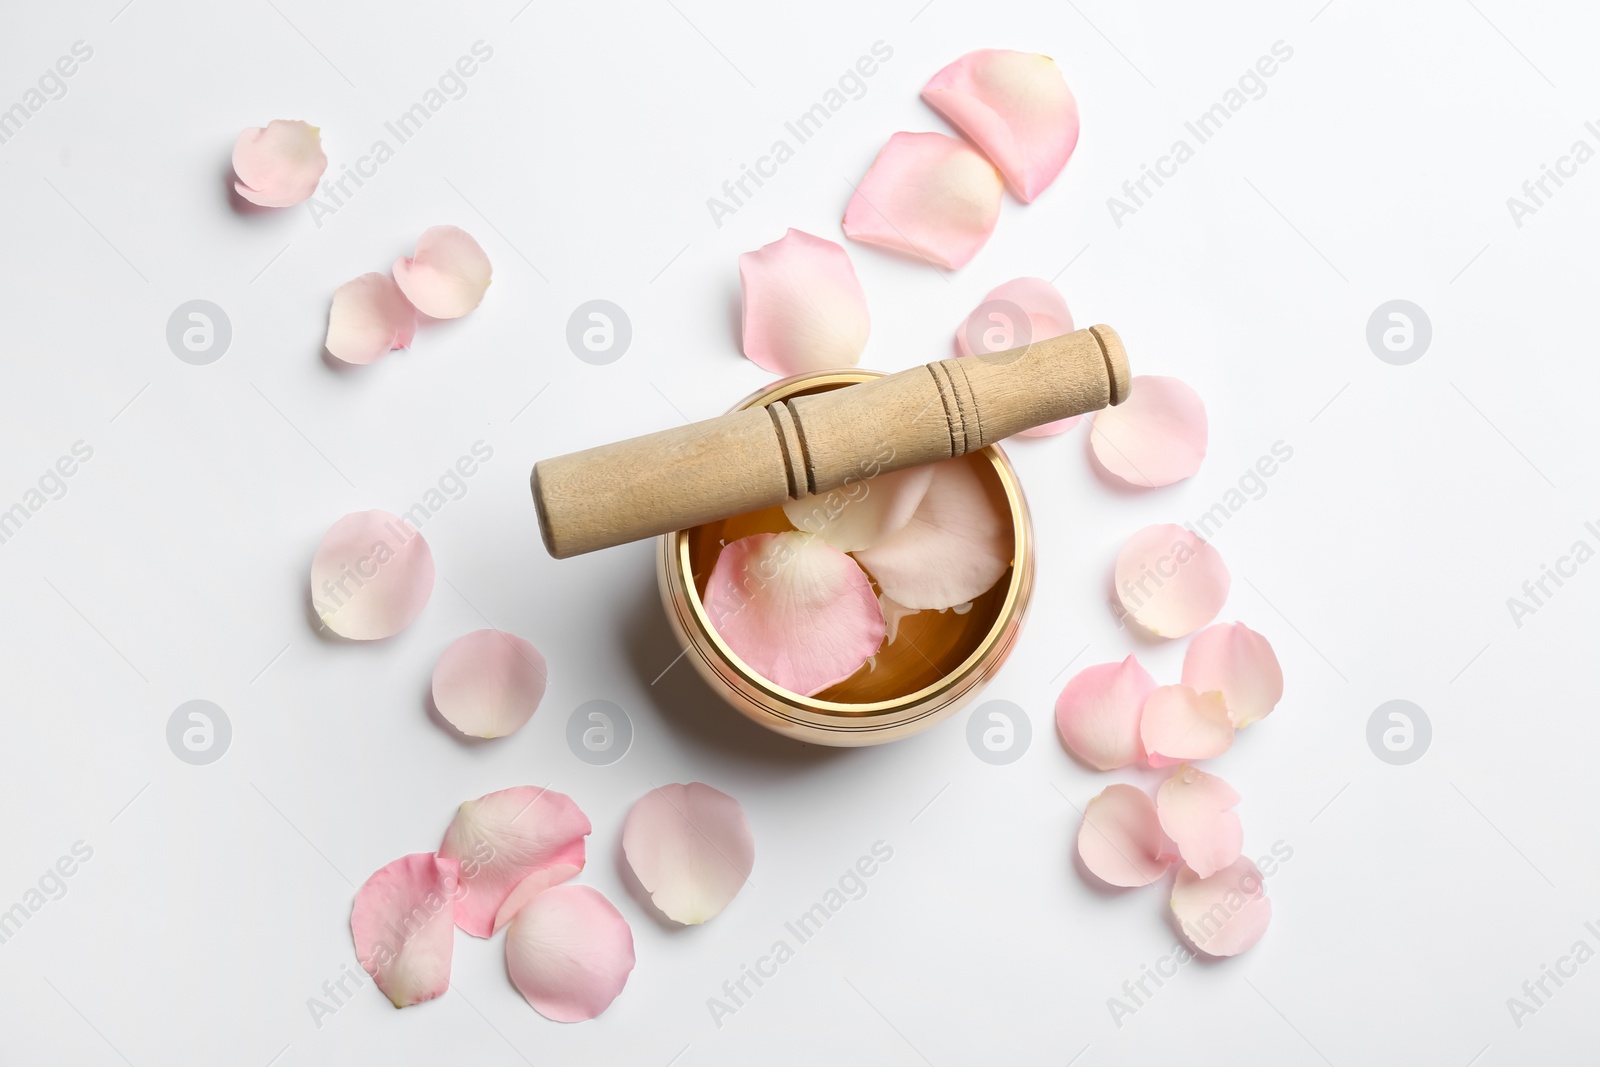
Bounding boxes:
1 0 1596 1063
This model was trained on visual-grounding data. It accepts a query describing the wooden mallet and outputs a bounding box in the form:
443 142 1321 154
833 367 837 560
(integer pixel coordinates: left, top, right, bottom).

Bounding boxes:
532 325 1130 558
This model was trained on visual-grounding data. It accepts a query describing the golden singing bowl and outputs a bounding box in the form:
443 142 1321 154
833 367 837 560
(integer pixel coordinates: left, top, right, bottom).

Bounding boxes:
657 369 1034 746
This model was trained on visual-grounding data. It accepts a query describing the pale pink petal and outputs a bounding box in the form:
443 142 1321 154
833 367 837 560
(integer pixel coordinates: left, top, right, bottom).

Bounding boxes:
350 853 459 1008
1140 685 1234 767
437 786 590 938
1114 523 1230 638
1077 783 1170 888
853 458 1011 610
703 532 885 696
431 630 548 739
325 272 417 365
922 50 1079 203
232 119 326 207
782 465 933 553
1019 415 1081 438
310 510 435 640
954 277 1072 357
1017 414 1081 438
623 782 754 925
1182 622 1284 727
1171 858 1272 957
505 885 635 1022
1156 765 1242 878
491 864 581 935
1089 376 1208 487
393 225 492 319
739 228 871 375
1055 656 1156 770
842 131 1003 269
953 277 1078 436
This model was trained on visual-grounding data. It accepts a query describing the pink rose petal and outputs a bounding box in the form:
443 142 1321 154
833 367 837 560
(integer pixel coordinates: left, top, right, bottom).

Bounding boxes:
853 458 1012 610
505 885 636 1022
437 786 590 938
1182 622 1284 727
1077 783 1170 888
1055 655 1156 770
325 272 417 365
1020 414 1082 438
1156 765 1242 878
1171 858 1272 957
782 465 933 553
921 50 1079 203
623 782 754 925
431 629 548 739
703 532 885 696
393 225 491 319
843 131 1003 269
1140 684 1234 767
310 510 435 640
232 119 326 207
1089 376 1208 487
1114 523 1230 638
954 277 1071 357
739 228 871 375
953 276 1078 436
350 853 460 1008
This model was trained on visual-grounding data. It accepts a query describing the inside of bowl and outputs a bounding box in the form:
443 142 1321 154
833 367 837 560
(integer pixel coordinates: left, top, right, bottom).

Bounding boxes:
684 450 1017 704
